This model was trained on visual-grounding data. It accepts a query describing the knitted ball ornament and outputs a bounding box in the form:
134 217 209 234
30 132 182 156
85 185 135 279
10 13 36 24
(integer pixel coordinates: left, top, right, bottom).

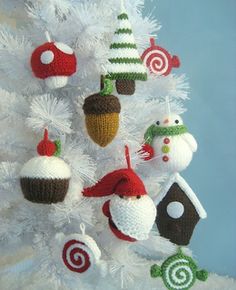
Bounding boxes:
20 129 71 204
141 38 180 76
83 146 157 242
62 224 101 274
83 78 121 147
106 2 147 95
150 248 208 290
31 41 77 89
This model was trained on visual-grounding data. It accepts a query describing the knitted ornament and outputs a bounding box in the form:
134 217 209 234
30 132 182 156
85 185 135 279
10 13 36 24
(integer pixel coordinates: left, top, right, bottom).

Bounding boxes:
20 129 71 204
142 113 198 174
83 146 156 242
141 38 180 76
154 173 207 246
31 33 77 89
106 1 147 95
61 224 101 274
83 78 121 147
150 249 208 290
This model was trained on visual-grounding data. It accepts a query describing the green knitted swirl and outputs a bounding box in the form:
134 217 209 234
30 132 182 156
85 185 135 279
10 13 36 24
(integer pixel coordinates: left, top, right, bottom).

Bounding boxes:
144 125 188 144
118 13 129 20
150 249 208 290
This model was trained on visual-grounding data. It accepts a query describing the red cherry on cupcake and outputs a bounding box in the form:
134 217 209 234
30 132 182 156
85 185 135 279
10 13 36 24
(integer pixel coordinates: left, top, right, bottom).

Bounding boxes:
37 129 56 156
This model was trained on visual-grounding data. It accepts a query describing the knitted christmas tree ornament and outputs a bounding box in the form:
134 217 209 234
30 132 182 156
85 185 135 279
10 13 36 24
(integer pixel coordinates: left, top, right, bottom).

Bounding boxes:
31 36 77 89
106 1 147 95
83 78 121 147
142 113 198 174
20 129 71 204
83 146 156 242
61 224 101 274
154 173 207 246
150 249 208 290
141 38 180 76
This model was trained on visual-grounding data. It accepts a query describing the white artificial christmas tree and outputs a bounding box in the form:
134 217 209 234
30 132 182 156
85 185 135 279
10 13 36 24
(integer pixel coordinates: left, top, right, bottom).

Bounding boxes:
0 0 235 289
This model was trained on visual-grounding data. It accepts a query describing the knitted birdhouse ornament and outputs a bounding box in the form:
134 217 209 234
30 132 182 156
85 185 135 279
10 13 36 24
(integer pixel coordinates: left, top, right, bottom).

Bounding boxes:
141 38 180 76
83 78 121 147
31 32 77 89
150 248 208 290
154 173 207 246
141 112 198 174
20 129 71 204
83 146 156 242
61 224 102 274
106 0 147 95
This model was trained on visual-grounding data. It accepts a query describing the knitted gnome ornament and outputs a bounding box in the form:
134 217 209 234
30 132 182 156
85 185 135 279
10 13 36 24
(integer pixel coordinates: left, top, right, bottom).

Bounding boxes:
61 224 102 274
106 0 147 95
141 38 180 76
31 33 77 89
83 146 156 242
151 248 208 290
20 129 71 204
142 113 197 174
83 78 121 147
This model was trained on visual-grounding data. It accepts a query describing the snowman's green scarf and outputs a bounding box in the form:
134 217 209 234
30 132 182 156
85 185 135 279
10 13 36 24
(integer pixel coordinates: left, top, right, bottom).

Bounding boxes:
144 125 188 145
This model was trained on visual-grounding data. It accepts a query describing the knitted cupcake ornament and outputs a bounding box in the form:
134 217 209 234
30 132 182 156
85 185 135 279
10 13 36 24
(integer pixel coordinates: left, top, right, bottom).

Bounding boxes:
20 129 71 204
106 0 147 95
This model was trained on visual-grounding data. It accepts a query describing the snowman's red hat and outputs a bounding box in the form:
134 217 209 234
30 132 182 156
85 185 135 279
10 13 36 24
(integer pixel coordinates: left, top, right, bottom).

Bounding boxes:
83 146 147 197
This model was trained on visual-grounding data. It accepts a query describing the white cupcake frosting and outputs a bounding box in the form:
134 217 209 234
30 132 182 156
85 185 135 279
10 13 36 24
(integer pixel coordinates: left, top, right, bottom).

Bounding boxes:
20 156 71 179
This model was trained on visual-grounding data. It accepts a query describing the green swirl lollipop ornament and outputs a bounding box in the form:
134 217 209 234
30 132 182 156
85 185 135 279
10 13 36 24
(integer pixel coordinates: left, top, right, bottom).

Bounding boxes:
150 248 208 290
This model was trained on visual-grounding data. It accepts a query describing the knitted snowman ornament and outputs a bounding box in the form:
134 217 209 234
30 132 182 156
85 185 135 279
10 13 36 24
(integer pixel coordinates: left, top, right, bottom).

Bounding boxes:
142 113 197 174
31 33 77 89
150 249 208 290
83 146 156 242
60 224 102 274
20 129 71 204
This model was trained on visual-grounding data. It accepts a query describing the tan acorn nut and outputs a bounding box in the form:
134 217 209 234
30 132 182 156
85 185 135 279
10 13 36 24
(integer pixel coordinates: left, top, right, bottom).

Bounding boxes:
83 84 121 147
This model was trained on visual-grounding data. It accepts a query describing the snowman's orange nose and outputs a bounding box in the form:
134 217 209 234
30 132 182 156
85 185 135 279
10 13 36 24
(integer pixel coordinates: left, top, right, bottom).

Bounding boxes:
164 119 169 124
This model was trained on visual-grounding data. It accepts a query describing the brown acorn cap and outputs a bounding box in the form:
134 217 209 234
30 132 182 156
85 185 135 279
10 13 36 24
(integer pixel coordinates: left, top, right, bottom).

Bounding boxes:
83 93 121 115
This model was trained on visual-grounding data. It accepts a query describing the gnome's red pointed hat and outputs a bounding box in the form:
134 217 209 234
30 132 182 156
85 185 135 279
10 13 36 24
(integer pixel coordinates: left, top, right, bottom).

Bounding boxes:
83 146 147 198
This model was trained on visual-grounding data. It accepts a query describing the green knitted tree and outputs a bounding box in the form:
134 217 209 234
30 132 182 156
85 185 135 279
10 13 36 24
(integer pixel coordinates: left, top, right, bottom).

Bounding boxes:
106 2 147 95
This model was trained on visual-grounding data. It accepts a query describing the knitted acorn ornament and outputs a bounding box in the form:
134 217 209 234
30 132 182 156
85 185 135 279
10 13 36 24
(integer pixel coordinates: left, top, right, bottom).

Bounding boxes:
83 78 121 147
20 129 71 204
31 35 77 89
150 248 208 290
141 38 180 76
106 1 147 95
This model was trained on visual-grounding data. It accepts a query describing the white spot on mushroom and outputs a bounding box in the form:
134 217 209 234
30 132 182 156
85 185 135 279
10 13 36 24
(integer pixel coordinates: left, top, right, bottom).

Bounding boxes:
54 42 73 55
40 50 54 64
167 201 184 219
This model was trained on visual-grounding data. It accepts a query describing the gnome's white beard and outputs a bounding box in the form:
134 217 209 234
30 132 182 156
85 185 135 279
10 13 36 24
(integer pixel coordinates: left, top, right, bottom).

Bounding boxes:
109 195 157 241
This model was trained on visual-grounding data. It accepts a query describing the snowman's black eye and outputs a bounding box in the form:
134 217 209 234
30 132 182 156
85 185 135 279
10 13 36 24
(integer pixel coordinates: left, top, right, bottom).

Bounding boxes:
175 120 179 124
156 121 160 125
119 195 124 199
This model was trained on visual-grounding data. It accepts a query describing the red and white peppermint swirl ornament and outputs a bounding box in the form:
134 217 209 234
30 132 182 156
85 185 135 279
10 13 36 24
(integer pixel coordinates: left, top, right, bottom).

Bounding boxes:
141 38 180 76
62 239 92 273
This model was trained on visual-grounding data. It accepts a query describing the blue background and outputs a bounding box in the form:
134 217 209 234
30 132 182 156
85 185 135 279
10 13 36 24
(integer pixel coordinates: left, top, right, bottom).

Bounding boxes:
145 0 236 279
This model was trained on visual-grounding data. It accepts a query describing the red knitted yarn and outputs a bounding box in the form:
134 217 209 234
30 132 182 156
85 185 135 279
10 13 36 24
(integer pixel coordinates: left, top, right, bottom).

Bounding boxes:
139 143 154 161
37 129 56 156
31 42 77 79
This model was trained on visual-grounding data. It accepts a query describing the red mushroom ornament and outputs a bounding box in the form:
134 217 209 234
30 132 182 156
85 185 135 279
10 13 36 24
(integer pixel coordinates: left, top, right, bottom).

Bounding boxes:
31 41 77 89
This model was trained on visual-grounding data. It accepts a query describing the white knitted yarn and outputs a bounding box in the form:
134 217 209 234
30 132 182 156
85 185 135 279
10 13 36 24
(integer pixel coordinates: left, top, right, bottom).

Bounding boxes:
20 156 71 179
109 195 157 241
